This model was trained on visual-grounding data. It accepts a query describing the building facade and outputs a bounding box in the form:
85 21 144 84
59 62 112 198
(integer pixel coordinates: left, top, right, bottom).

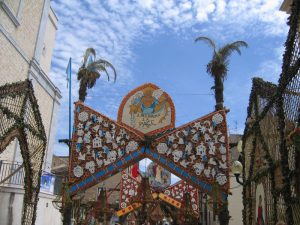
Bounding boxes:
0 0 62 224
242 1 300 224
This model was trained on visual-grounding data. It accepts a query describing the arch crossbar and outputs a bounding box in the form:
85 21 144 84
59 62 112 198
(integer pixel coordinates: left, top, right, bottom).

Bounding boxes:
69 102 229 200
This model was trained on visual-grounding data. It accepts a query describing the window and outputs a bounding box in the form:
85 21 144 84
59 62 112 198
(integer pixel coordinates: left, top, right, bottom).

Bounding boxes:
0 0 24 26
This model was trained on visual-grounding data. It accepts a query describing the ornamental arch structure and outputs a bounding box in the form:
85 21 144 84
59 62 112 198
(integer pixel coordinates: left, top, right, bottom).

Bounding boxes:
242 1 300 224
68 83 230 205
0 80 47 225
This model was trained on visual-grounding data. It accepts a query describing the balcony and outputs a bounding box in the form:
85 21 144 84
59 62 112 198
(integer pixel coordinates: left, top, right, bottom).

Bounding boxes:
0 160 62 195
0 161 24 187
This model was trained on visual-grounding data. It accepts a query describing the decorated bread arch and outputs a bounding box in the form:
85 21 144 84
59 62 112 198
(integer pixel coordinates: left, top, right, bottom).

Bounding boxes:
69 83 229 201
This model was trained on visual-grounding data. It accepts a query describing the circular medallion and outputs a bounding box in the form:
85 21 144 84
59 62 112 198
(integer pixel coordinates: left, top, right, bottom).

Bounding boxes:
118 83 175 136
121 202 127 208
126 141 138 153
73 165 83 178
192 204 198 210
212 113 223 125
164 190 171 195
122 173 128 180
78 111 89 122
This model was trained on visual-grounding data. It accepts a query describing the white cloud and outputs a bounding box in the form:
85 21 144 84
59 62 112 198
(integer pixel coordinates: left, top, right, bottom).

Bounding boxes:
180 1 192 11
138 0 154 9
214 0 288 37
194 0 216 22
215 0 226 17
255 46 284 83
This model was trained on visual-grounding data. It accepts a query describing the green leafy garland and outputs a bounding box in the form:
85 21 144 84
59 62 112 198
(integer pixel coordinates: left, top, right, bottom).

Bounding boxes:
0 79 47 225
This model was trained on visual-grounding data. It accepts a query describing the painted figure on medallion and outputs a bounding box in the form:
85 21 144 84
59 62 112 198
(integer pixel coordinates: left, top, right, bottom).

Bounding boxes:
129 88 170 130
118 83 175 135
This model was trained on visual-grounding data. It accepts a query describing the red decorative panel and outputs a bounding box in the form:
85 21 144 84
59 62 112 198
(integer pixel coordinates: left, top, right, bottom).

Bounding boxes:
119 172 139 209
164 181 199 215
119 171 199 215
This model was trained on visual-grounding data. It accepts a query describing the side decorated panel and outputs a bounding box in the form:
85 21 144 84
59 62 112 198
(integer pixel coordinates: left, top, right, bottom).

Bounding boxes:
69 102 143 195
150 110 229 196
119 172 140 209
164 180 199 215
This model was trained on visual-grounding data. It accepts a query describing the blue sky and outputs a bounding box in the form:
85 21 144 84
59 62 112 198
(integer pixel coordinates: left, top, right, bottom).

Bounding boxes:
50 0 289 157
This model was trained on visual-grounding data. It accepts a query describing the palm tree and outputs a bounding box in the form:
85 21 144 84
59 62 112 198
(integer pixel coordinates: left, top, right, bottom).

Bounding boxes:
77 48 117 102
195 37 248 111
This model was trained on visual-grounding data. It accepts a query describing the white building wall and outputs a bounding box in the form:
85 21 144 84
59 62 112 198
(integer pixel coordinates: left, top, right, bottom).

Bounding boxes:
0 186 62 225
40 7 58 75
0 0 62 224
0 0 61 168
0 189 23 225
0 140 17 162
35 192 62 225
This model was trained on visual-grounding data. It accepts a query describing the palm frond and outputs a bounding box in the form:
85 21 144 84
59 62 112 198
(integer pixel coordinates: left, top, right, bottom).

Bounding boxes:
206 61 214 77
218 41 248 60
95 59 117 82
82 48 96 66
195 36 216 52
89 62 110 81
230 41 248 49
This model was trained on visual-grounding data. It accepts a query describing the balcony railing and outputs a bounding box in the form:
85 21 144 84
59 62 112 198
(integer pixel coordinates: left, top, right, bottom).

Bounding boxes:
0 160 62 195
0 161 24 187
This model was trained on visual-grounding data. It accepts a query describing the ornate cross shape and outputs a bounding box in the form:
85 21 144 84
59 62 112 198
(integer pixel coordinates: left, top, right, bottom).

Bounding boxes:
68 83 229 201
